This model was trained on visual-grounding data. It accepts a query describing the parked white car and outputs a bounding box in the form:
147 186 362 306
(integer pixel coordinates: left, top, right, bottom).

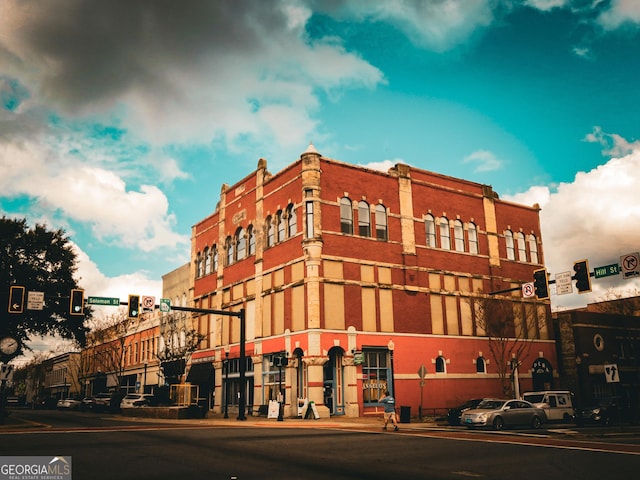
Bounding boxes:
56 398 81 410
120 393 157 408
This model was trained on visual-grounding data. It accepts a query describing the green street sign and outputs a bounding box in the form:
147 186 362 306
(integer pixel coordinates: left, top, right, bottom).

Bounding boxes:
87 296 121 306
594 263 620 279
159 298 171 313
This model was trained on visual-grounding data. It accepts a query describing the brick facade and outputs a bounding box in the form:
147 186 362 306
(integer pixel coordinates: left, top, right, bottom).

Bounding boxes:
190 144 556 418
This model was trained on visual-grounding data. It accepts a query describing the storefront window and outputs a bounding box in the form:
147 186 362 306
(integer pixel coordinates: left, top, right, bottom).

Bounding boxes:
362 349 389 404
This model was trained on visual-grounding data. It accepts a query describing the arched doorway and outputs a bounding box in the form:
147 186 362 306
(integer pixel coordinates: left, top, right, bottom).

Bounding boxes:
531 357 554 391
323 347 345 415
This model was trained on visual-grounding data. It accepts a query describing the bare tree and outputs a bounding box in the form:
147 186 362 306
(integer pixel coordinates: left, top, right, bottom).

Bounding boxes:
81 309 140 394
157 311 204 385
590 288 640 316
473 295 546 397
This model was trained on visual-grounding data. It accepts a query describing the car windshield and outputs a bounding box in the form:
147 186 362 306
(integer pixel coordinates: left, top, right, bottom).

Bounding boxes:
477 400 505 409
524 394 544 403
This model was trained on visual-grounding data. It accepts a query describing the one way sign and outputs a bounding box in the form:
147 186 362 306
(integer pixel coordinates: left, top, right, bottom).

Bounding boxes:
0 364 14 381
604 364 619 383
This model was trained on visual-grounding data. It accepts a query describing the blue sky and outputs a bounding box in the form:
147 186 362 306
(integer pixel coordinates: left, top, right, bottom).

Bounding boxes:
1 0 640 350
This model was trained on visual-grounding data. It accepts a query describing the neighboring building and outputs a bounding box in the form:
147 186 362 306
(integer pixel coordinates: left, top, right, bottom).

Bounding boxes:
79 311 161 396
190 144 556 418
554 300 640 420
43 352 81 401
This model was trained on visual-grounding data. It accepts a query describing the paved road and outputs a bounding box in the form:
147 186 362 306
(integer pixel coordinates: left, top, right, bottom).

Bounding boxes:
1 409 639 480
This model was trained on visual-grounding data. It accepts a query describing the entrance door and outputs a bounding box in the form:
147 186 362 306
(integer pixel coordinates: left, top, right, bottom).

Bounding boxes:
323 348 344 415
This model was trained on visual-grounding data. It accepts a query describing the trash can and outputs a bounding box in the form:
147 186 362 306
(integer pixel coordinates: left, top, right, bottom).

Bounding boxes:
400 406 411 423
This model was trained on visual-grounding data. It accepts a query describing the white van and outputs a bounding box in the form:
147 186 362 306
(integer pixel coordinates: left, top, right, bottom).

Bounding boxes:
522 391 575 422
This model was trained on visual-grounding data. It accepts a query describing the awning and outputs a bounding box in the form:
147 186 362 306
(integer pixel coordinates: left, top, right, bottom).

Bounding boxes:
186 362 214 384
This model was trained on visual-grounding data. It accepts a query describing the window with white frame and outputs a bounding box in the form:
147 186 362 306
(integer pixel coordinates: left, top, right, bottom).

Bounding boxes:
236 227 246 260
454 219 465 252
468 222 478 254
248 227 255 256
375 204 387 240
505 230 515 260
358 201 370 237
516 232 527 262
340 197 353 234
440 217 451 250
425 214 436 247
287 204 297 237
528 234 538 264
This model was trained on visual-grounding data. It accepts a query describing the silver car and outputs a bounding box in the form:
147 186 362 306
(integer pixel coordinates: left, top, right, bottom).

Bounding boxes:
460 399 547 430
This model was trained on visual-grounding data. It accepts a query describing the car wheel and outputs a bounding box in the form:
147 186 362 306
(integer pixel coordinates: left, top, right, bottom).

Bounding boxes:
493 417 504 431
531 416 542 429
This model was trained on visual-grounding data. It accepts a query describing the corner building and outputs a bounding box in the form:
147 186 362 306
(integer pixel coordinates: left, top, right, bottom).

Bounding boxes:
190 144 556 418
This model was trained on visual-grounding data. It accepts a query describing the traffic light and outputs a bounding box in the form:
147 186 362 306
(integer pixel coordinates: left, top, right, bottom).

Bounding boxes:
573 259 592 293
8 285 25 313
533 268 549 299
128 294 140 319
70 289 85 315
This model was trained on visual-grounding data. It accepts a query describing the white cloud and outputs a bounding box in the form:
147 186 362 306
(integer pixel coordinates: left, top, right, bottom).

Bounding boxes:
597 0 640 29
362 158 407 173
463 149 503 172
504 133 640 309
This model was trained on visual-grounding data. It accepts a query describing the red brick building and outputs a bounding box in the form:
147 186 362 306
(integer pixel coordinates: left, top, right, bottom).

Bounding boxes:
189 144 556 418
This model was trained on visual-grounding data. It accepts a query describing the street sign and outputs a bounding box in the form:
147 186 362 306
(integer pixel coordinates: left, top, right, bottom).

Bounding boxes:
417 364 428 379
141 296 156 310
87 296 120 306
159 298 171 313
27 291 45 310
594 263 620 279
521 282 534 298
620 252 640 279
604 364 619 383
0 364 14 381
555 271 573 295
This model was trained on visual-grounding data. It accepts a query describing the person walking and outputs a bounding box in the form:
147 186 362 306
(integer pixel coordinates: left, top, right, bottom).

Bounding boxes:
379 390 399 431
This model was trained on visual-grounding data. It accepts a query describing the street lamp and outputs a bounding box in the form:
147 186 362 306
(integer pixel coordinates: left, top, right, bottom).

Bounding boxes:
223 346 230 419
387 339 395 397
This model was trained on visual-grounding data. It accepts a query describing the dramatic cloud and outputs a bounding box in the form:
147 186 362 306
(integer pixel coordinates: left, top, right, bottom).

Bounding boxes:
504 131 640 308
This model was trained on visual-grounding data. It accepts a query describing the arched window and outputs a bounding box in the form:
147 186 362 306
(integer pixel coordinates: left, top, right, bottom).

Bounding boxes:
468 222 478 254
476 356 487 374
204 247 211 274
516 232 527 262
212 245 218 272
358 201 371 237
225 236 234 265
425 214 436 247
454 220 465 252
439 217 451 250
340 197 353 234
248 226 256 256
505 230 515 260
435 356 446 373
529 234 539 264
277 210 285 242
196 253 203 278
375 204 387 240
287 204 297 237
236 227 246 260
266 215 274 247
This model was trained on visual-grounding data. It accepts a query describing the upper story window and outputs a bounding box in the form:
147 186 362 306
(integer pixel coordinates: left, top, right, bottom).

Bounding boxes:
516 232 527 262
505 230 515 260
277 210 286 242
439 217 451 250
358 201 371 237
468 222 478 254
287 204 297 237
266 215 275 247
248 226 256 256
454 220 465 252
236 227 246 260
425 214 436 247
196 253 203 278
340 197 353 234
204 246 211 274
375 204 387 241
225 236 234 265
212 246 218 272
306 201 314 238
529 234 539 264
